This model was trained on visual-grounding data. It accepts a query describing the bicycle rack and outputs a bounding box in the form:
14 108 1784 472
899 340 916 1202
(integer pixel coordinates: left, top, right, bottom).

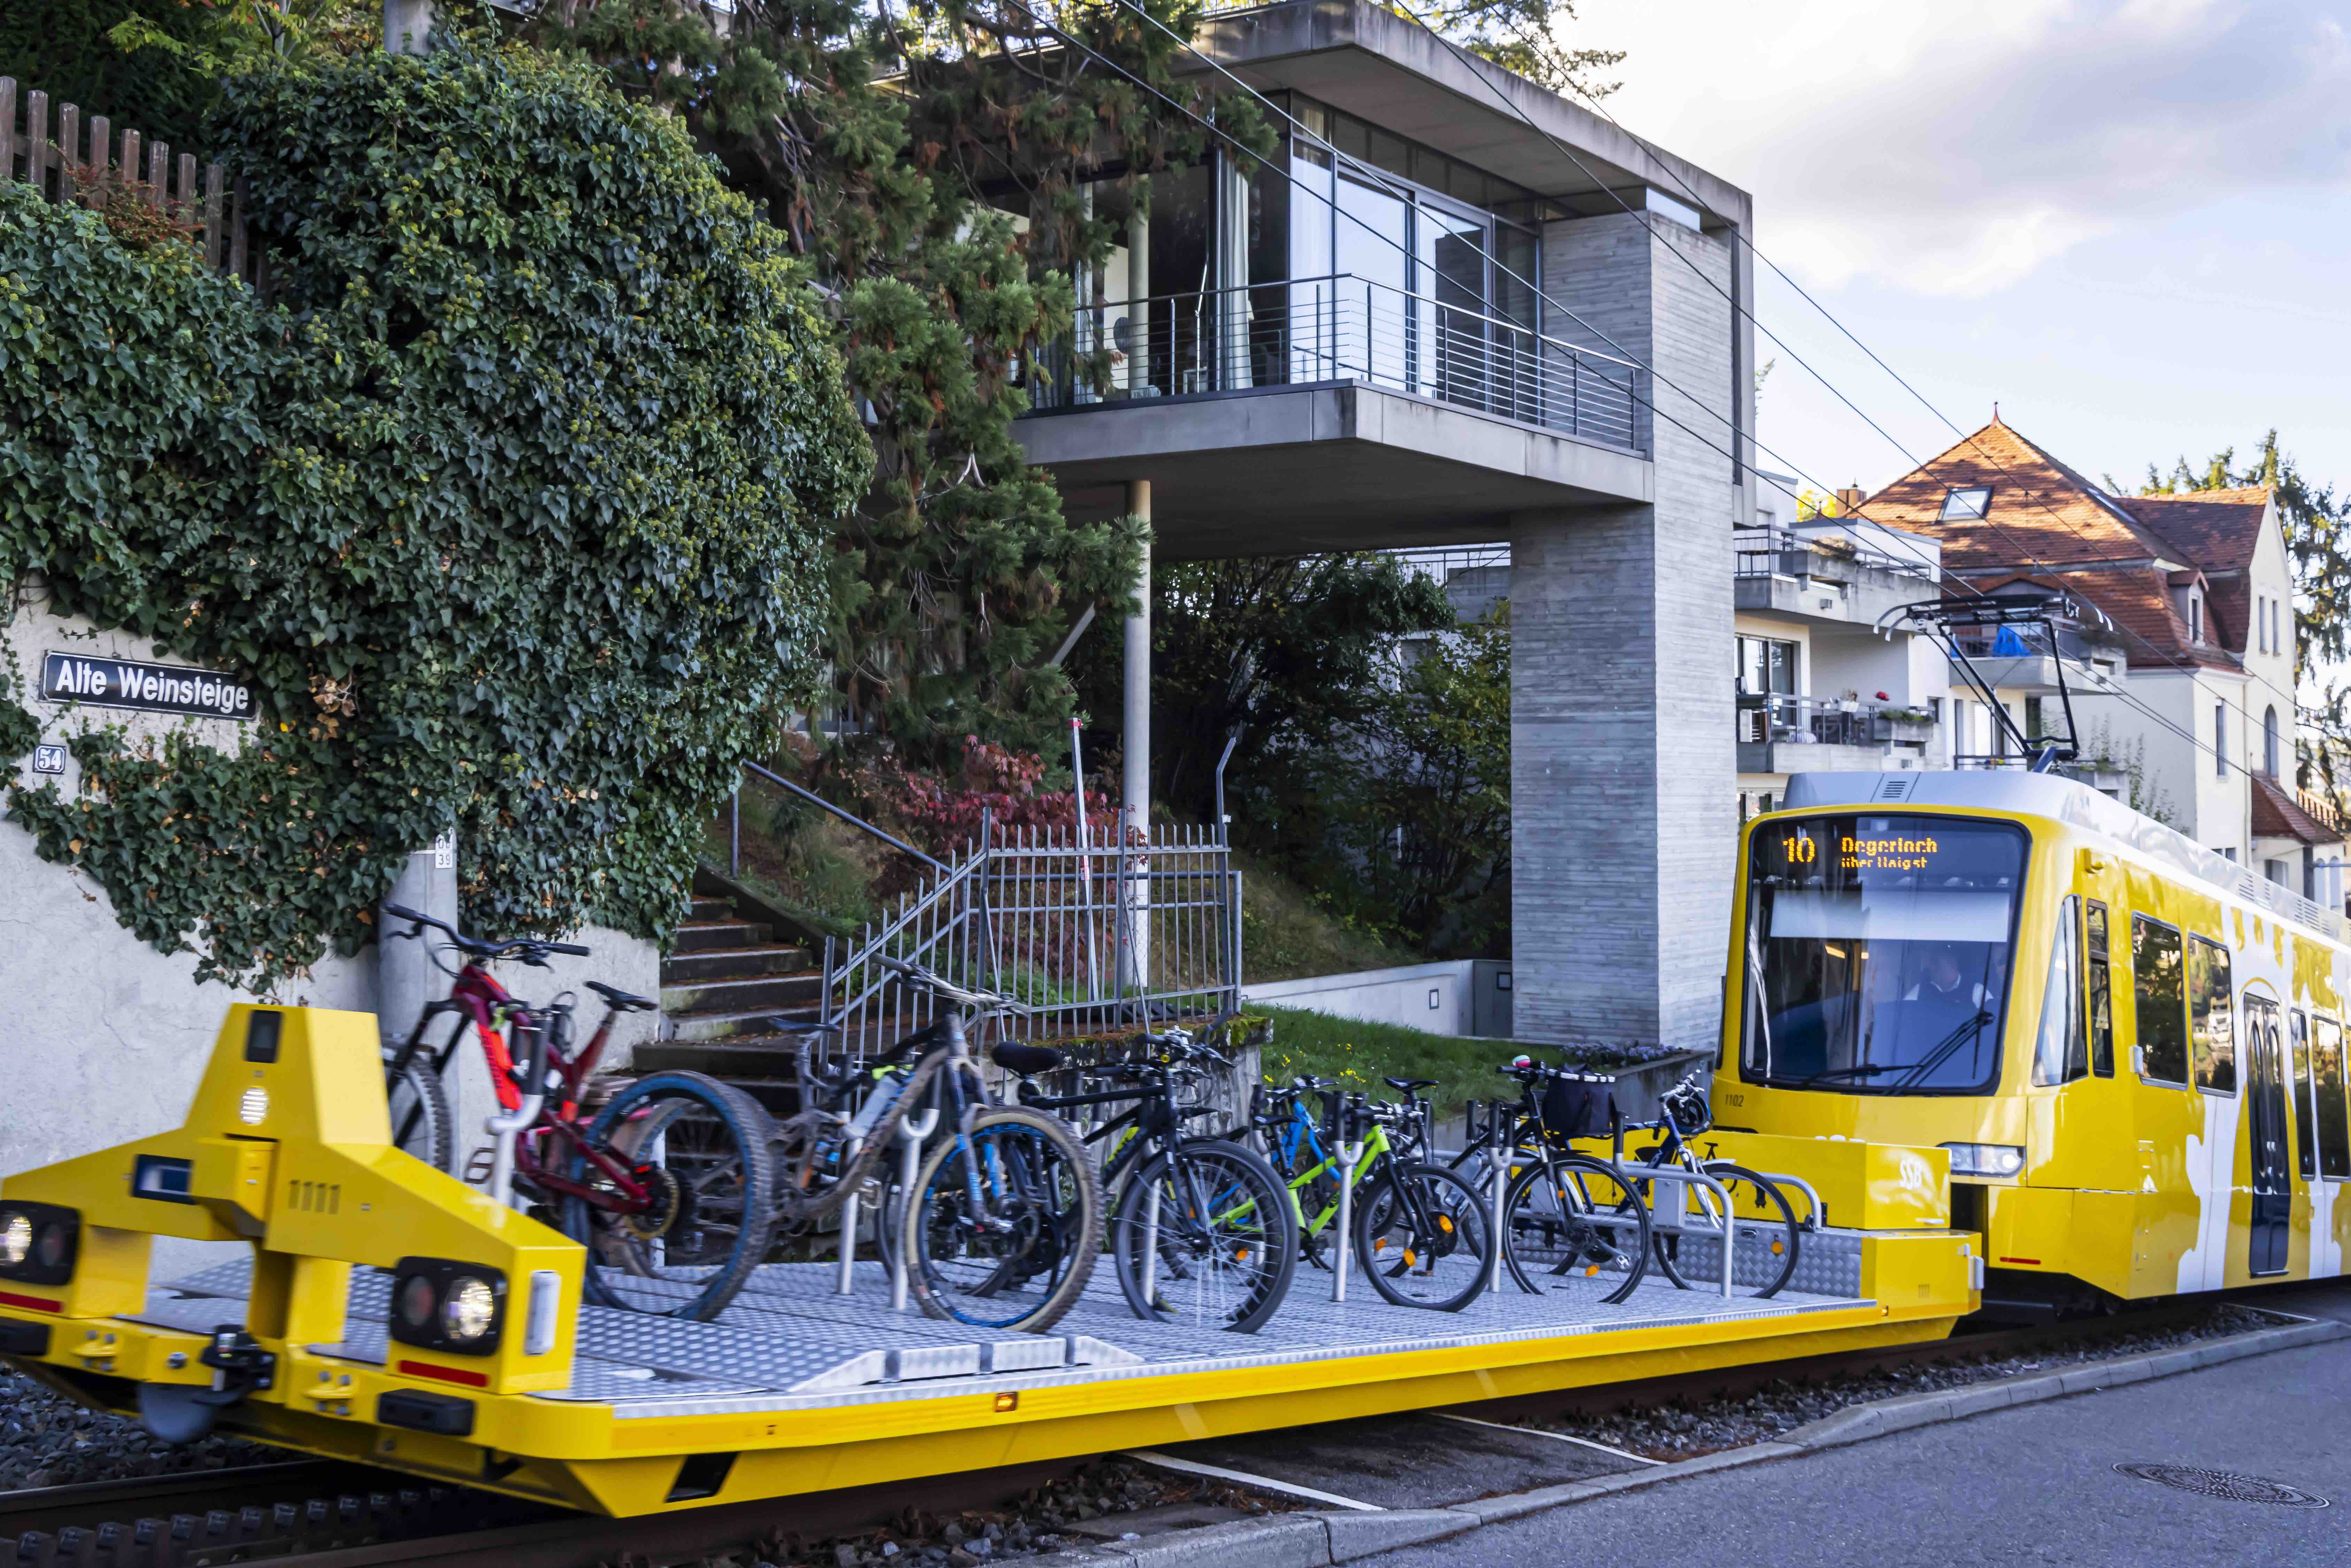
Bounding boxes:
1330 1097 1364 1305
835 1130 865 1297
890 1106 940 1313
1635 1165 1741 1298
1483 1099 1512 1297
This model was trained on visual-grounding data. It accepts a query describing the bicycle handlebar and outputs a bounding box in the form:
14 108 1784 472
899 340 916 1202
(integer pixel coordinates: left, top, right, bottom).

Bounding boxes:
381 902 591 966
874 955 1032 1015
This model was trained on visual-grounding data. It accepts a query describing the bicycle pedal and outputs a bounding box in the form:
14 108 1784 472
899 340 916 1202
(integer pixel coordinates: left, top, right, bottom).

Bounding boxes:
461 1146 495 1184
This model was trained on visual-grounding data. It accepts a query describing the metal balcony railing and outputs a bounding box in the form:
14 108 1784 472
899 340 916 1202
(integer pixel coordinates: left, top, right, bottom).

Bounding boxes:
1732 525 1937 584
1025 272 1647 454
1737 692 1937 748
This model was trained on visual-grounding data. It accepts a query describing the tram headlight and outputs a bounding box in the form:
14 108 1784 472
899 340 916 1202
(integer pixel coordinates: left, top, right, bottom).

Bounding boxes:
387 1258 506 1355
0 1203 78 1287
1940 1143 2026 1179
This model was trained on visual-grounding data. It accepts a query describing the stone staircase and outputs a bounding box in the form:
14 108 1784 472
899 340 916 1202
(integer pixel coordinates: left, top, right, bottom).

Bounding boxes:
631 883 825 1118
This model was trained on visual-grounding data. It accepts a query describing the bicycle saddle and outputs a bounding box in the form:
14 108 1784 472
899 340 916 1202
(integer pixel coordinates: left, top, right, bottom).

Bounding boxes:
991 1042 1064 1076
1384 1076 1439 1093
586 981 657 1012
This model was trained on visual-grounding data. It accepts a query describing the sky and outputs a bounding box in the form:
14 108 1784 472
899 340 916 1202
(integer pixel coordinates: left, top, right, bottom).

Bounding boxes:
1568 0 2351 507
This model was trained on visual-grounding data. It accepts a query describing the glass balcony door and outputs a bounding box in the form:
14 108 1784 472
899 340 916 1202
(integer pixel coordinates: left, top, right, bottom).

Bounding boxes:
1416 198 1490 411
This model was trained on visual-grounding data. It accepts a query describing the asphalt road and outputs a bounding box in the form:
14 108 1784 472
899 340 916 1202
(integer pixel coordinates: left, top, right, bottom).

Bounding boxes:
1365 1282 2351 1568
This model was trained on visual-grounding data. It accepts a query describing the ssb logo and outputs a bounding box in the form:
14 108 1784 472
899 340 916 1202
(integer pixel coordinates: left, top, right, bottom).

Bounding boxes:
30 744 66 776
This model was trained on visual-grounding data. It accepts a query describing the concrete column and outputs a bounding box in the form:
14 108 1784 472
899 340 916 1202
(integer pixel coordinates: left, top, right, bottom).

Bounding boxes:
384 0 433 53
1512 208 1745 1052
379 834 495 1175
1122 481 1153 991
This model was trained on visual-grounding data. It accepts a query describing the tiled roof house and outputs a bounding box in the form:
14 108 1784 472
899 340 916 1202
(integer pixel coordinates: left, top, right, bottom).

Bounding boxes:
1856 417 2344 902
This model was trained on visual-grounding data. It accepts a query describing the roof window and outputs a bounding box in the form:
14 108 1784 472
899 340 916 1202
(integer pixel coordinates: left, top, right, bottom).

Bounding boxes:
1940 486 1992 520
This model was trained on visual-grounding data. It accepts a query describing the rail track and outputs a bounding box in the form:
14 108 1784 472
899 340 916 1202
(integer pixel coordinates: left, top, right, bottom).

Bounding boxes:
0 1300 2263 1568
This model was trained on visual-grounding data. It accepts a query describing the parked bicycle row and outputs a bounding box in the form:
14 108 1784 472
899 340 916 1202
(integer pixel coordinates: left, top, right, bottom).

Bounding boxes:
376 906 1819 1340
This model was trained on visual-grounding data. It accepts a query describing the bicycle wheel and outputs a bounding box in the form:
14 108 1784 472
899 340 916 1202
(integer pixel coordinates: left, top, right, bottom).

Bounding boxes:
385 1058 453 1174
1502 1155 1651 1305
905 1107 1102 1331
1353 1160 1491 1312
561 1071 778 1321
1111 1140 1297 1334
1646 1163 1802 1299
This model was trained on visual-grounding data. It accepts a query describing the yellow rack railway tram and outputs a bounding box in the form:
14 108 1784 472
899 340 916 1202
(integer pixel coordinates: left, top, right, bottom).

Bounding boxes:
1725 769 2349 1319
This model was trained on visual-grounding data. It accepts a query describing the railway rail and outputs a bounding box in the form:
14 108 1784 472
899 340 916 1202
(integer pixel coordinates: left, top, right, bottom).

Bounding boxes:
0 1301 2259 1568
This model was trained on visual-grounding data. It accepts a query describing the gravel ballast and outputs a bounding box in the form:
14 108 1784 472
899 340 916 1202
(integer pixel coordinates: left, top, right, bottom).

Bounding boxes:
0 1365 286 1490
1525 1304 2281 1460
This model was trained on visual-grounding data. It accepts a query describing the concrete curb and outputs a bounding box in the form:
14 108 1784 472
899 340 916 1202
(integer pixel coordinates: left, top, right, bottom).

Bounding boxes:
1062 1313 2348 1567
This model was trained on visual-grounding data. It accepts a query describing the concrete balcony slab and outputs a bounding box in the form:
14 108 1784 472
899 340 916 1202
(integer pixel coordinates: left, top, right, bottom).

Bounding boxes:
1020 380 1651 559
1738 741 1925 775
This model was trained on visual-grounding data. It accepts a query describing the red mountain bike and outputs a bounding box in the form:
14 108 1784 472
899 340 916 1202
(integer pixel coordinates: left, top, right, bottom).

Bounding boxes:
380 905 777 1321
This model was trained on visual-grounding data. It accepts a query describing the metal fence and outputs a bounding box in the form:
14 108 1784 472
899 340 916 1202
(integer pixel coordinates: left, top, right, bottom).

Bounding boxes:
1736 692 1937 748
1027 272 1645 453
1 77 264 287
821 821 1243 1072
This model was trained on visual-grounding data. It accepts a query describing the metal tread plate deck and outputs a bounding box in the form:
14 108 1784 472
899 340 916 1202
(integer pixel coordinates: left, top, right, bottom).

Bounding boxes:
130 1233 1878 1419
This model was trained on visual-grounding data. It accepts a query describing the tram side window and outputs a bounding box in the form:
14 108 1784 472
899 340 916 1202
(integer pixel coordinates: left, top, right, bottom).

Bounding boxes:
2291 1011 2319 1181
2188 936 2235 1095
2130 916 2190 1085
2315 1016 2351 1180
2085 901 2114 1077
2032 896 2087 1086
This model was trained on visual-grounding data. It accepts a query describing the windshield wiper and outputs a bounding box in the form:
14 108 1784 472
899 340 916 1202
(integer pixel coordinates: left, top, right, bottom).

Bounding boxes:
1891 1010 1996 1090
1781 1064 1903 1088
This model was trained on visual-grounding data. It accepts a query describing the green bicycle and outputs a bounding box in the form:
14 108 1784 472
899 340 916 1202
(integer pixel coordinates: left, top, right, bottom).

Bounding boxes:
1254 1079 1491 1312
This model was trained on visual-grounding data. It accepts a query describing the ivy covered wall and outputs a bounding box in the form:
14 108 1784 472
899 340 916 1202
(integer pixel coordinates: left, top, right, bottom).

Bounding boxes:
0 41 869 990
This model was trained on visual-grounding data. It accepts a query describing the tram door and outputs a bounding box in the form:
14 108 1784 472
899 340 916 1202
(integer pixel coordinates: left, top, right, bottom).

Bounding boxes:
2244 995 2291 1277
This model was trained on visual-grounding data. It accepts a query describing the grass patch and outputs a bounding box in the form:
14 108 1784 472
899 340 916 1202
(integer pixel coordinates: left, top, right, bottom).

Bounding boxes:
1257 1006 1523 1116
1239 854 1420 982
1256 1006 1687 1117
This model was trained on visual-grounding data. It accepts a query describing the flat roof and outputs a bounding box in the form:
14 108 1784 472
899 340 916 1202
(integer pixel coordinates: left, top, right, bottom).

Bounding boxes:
1186 0 1751 228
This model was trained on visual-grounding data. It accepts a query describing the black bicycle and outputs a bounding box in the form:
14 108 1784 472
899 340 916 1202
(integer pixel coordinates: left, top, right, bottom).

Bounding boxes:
1014 1030 1297 1334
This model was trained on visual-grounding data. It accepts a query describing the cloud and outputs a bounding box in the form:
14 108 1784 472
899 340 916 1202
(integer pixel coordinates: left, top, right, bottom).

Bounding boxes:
1572 0 2351 296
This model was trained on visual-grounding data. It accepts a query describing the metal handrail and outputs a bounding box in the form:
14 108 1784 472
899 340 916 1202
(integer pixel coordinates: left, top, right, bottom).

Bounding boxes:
1084 272 1644 378
731 760 948 876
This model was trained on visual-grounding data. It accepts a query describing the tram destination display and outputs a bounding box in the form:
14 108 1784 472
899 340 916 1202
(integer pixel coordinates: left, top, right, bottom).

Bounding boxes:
40 651 256 720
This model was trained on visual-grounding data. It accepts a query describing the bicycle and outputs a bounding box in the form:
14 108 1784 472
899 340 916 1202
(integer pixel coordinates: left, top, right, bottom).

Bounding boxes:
1618 1071 1805 1299
1487 1060 1656 1305
380 904 778 1322
1012 1030 1296 1334
1254 1079 1490 1312
770 957 1103 1332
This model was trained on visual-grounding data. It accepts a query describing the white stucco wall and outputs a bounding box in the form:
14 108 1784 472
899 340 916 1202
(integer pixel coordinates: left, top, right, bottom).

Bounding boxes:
2 590 663 1238
1245 960 1478 1036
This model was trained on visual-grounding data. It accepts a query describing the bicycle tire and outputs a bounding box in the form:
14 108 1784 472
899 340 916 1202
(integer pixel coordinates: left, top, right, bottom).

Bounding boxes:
1352 1159 1491 1312
905 1106 1102 1332
385 1058 454 1174
1501 1154 1651 1304
1646 1161 1802 1298
561 1071 778 1321
1111 1140 1298 1334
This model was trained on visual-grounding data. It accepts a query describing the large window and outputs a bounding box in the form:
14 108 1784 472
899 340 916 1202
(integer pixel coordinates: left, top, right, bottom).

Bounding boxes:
1738 636 1798 696
2315 1015 2351 1180
2131 915 2189 1085
1741 815 2026 1095
2188 936 2236 1095
2032 895 2087 1086
2085 901 2114 1076
2292 1011 2318 1180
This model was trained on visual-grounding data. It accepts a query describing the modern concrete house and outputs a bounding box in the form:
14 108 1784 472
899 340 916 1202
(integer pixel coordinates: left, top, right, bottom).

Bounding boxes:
1015 0 1758 1052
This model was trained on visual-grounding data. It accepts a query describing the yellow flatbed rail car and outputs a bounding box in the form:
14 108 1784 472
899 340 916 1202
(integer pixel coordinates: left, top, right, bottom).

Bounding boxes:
0 1007 1977 1516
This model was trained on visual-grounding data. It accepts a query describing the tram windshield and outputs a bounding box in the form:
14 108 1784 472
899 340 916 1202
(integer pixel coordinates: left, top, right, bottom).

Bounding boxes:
1741 814 2027 1095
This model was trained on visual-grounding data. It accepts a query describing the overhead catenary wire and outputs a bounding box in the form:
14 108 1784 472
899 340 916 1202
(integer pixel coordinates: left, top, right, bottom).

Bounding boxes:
1000 0 2280 793
1433 5 2317 735
1275 0 2304 792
